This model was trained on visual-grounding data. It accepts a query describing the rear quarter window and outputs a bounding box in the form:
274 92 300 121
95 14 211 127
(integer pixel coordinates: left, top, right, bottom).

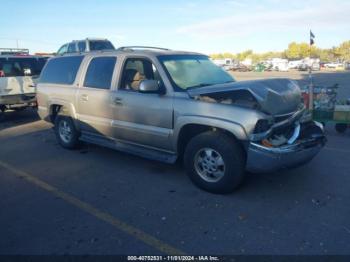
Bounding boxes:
39 56 83 85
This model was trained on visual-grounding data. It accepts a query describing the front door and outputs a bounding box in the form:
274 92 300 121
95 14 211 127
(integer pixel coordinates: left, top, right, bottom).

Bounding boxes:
112 57 173 150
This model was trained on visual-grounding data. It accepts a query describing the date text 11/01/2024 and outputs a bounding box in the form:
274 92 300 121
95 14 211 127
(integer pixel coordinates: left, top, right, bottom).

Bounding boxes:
127 256 220 261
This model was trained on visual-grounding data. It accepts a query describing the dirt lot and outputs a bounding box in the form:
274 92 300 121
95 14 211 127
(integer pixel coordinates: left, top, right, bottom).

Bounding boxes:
0 71 350 255
231 70 350 99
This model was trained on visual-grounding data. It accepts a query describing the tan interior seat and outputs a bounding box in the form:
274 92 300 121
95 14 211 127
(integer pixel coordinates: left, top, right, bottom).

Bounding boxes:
124 69 146 91
130 72 146 91
125 69 146 91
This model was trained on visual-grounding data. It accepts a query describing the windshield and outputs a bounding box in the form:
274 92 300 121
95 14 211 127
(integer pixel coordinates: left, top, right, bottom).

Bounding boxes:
89 41 115 51
158 55 235 91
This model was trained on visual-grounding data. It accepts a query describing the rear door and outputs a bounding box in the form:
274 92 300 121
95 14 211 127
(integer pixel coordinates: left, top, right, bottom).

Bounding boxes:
76 56 117 138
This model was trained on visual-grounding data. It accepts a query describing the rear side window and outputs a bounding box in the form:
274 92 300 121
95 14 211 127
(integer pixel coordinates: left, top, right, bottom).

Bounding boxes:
67 43 76 53
40 56 83 85
78 41 86 52
83 57 116 89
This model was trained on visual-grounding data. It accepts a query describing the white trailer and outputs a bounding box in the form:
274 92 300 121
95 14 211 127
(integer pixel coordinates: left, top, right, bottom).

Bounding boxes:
212 58 236 71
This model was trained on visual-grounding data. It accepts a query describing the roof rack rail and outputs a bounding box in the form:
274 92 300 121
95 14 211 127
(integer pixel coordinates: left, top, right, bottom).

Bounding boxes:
116 46 171 51
0 48 29 55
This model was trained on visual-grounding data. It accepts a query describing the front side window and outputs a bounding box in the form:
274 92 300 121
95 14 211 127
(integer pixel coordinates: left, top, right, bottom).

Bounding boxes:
39 56 83 84
120 58 161 91
158 55 235 91
83 57 116 89
78 41 86 52
57 44 68 55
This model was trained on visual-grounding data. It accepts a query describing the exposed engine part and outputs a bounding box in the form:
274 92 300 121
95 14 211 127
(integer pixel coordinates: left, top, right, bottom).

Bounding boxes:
195 89 260 110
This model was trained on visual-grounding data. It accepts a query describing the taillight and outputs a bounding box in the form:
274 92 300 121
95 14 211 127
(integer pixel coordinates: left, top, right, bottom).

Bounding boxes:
0 70 5 77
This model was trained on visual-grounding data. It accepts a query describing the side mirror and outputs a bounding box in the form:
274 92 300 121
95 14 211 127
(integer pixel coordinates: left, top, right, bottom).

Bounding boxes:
139 80 160 93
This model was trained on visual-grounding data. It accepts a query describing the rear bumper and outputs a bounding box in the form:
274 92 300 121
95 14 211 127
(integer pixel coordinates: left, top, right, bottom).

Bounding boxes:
246 122 326 173
0 93 36 106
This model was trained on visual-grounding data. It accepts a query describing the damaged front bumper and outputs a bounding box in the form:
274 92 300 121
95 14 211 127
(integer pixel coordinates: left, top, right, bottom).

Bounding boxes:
246 121 326 173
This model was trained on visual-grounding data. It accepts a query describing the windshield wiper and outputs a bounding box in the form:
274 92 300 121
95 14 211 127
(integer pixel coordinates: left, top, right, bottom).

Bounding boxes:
186 83 213 90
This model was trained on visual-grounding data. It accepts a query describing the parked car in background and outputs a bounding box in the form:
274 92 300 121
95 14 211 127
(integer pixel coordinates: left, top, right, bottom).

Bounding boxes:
311 62 320 71
298 63 309 71
56 38 115 55
345 62 350 70
231 63 251 72
288 60 302 70
324 62 343 69
0 48 30 56
0 53 48 113
212 58 237 71
37 47 326 194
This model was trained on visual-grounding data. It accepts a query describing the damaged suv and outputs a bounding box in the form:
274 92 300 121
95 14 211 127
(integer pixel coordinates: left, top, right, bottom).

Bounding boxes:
37 47 326 194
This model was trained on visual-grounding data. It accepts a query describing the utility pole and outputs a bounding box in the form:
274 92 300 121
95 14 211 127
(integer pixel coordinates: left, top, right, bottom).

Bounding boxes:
308 46 313 111
309 30 315 111
16 39 19 48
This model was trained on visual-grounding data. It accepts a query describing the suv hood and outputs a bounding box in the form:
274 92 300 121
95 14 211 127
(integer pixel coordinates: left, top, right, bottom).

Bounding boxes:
187 78 302 115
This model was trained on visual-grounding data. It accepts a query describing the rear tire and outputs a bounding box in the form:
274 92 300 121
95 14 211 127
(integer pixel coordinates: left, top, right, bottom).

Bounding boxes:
54 115 80 149
335 123 347 133
184 131 246 194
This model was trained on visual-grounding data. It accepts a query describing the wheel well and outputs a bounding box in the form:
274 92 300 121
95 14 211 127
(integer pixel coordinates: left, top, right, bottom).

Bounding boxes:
177 124 246 158
49 104 62 123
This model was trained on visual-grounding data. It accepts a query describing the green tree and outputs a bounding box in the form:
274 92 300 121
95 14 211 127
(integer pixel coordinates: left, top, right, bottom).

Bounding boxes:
285 42 300 59
285 42 315 59
335 41 350 61
209 40 350 63
236 50 253 61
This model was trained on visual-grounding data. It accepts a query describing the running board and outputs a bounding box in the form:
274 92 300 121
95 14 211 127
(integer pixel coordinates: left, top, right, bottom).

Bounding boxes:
79 133 177 164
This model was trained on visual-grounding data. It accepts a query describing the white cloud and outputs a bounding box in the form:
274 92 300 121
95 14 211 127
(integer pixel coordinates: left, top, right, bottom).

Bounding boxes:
176 1 350 38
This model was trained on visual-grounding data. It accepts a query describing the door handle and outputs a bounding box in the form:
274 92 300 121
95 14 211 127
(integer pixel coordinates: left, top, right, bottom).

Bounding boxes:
114 97 123 105
81 94 89 101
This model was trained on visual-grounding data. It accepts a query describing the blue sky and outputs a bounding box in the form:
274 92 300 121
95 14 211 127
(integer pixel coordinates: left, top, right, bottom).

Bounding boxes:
1 0 350 54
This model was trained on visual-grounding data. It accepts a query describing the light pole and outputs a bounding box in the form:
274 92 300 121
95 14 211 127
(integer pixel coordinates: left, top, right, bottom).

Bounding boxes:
309 30 315 111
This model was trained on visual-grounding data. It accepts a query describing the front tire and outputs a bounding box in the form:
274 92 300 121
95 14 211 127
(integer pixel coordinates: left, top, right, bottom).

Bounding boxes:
55 116 80 149
184 131 246 194
0 105 6 113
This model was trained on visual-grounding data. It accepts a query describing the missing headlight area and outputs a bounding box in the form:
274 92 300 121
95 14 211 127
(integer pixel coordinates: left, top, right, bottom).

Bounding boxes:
260 121 325 148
